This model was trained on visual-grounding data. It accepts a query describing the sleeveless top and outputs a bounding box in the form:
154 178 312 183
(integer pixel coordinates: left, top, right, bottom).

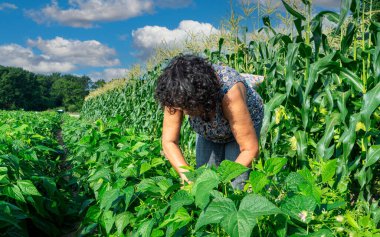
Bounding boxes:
188 64 264 143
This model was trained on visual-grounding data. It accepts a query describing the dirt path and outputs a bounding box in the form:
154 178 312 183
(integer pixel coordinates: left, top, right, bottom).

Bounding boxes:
55 120 81 237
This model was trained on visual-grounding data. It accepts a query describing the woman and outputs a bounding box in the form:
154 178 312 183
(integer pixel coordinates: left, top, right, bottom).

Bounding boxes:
155 55 264 189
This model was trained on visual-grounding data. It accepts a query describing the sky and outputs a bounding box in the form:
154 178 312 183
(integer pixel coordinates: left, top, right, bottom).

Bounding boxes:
0 0 340 81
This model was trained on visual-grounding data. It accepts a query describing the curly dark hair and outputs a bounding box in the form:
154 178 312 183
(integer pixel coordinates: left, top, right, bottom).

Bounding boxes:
155 55 221 121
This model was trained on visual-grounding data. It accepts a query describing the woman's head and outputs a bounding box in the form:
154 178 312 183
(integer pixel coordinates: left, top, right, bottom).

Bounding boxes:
155 54 221 121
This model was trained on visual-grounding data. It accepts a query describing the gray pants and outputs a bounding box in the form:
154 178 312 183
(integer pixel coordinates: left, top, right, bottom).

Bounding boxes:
195 135 249 190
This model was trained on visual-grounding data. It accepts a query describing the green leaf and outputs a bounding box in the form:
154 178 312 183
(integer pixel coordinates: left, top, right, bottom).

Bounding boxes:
221 210 257 237
100 210 114 235
261 93 286 147
4 185 25 203
313 11 339 23
264 158 287 176
219 194 280 237
140 162 151 175
217 160 249 183
285 171 321 204
321 159 337 183
361 82 380 129
316 113 340 160
151 158 165 167
84 205 101 223
80 223 98 236
339 114 360 162
339 67 364 93
373 42 380 79
341 23 356 54
335 89 350 123
304 52 336 99
17 180 41 196
191 170 220 209
365 145 380 168
88 168 111 182
309 229 334 237
0 204 23 230
151 229 164 237
33 145 57 153
281 0 306 20
136 178 161 194
356 166 367 188
123 186 134 209
159 207 192 229
295 131 308 164
115 212 132 234
249 171 269 193
281 195 317 223
0 174 9 185
194 197 236 231
170 190 194 215
274 215 287 237
336 0 352 33
239 194 281 217
100 188 119 211
284 43 300 97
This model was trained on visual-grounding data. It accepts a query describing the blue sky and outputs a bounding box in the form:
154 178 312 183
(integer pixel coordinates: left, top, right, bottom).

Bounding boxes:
0 0 339 81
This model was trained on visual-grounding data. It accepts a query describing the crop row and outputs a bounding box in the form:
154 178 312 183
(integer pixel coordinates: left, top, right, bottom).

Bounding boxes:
0 111 86 236
61 114 379 236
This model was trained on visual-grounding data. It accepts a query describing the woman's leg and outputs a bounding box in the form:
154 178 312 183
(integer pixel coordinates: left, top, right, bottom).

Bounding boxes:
224 140 250 190
196 134 225 168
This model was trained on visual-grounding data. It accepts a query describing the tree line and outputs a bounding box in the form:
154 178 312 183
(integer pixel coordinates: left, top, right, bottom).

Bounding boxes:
0 65 105 112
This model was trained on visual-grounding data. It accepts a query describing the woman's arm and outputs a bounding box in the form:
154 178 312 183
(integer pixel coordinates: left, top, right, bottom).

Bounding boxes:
161 106 190 182
222 82 259 167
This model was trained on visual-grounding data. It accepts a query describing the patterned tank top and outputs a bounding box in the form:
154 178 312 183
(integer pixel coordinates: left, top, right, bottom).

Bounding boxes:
188 64 265 143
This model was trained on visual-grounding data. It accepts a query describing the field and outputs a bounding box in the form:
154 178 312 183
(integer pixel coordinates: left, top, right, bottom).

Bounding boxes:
1 0 380 236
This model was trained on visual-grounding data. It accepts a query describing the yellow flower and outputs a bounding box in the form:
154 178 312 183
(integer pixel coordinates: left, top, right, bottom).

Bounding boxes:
274 106 288 124
319 106 328 115
355 122 366 132
275 108 281 124
290 136 297 151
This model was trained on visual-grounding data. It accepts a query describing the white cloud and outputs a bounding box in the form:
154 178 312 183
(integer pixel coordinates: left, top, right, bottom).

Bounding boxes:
28 37 119 67
0 3 17 11
27 0 193 28
0 37 120 74
27 0 154 28
0 44 75 73
132 20 219 58
89 68 129 81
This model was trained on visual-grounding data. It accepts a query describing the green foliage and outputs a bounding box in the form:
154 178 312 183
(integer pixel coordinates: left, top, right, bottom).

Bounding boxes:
0 66 91 111
2 0 380 236
0 111 85 236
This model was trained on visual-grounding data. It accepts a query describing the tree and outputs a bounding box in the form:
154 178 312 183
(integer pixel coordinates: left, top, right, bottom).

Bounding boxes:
51 75 91 112
0 65 91 111
90 79 106 90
